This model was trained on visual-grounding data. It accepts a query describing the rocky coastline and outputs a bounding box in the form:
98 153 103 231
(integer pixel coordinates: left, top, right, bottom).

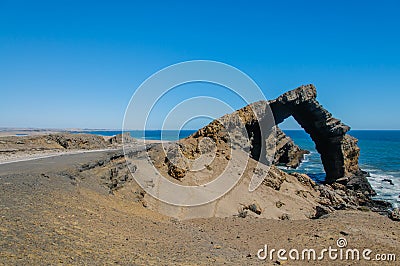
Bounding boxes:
0 86 396 221
130 84 394 221
0 86 398 265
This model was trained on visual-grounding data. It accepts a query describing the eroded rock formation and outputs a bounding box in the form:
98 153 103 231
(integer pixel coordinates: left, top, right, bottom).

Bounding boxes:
268 85 375 195
272 127 309 169
131 84 393 219
269 84 356 183
162 84 374 195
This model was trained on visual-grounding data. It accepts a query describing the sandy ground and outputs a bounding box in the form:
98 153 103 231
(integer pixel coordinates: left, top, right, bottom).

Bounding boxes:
0 150 399 265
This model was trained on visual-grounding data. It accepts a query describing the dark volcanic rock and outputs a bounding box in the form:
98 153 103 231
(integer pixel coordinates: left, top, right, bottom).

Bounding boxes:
382 179 394 186
345 170 376 196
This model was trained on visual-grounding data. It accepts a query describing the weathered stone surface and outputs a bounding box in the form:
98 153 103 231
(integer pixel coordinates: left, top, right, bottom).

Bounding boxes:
108 132 135 145
154 84 375 203
243 202 262 215
46 133 108 149
189 101 307 169
272 127 309 168
165 144 191 180
0 133 108 152
269 84 358 183
313 205 332 219
187 84 366 186
261 165 287 191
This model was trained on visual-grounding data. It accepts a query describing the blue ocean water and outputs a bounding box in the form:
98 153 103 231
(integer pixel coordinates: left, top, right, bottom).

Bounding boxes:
76 129 400 208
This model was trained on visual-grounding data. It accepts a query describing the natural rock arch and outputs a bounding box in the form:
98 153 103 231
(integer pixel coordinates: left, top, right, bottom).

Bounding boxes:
173 84 371 191
268 84 361 183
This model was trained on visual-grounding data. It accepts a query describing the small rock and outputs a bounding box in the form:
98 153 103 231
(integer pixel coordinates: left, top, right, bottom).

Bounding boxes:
249 203 262 215
276 201 285 208
41 173 50 179
238 209 248 218
313 206 331 219
382 179 394 186
340 231 349 236
279 214 290 220
389 208 400 221
333 203 347 210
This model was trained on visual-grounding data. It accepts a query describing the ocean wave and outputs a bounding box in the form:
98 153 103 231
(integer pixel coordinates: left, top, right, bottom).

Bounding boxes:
367 172 399 208
369 172 397 180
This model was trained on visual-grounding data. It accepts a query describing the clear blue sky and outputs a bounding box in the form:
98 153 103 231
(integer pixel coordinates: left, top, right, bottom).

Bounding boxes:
1 0 399 130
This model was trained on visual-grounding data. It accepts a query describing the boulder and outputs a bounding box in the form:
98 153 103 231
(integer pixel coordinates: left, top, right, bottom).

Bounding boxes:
108 132 135 145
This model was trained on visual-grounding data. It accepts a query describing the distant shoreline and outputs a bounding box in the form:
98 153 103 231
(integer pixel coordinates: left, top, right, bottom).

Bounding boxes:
1 128 400 138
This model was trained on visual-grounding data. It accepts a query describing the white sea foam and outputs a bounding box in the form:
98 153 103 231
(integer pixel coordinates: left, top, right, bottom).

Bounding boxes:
367 171 399 208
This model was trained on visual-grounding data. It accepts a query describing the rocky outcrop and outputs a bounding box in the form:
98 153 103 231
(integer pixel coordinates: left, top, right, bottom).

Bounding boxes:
46 133 108 150
144 84 379 220
186 101 308 170
0 133 108 152
108 132 135 145
161 84 371 191
181 85 365 183
138 86 393 219
269 85 375 194
272 127 309 168
270 85 352 182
